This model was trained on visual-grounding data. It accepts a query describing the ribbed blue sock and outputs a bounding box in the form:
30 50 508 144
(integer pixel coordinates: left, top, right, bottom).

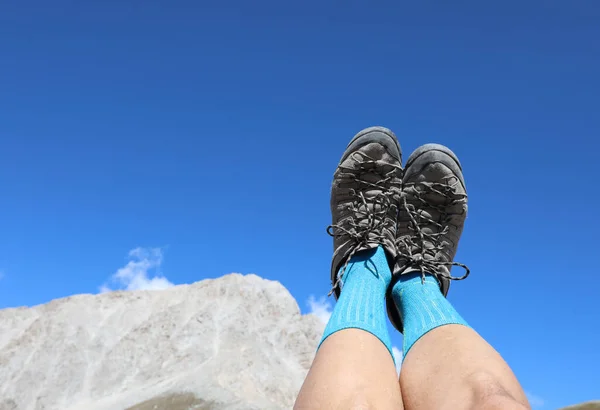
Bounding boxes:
392 272 469 359
319 246 393 359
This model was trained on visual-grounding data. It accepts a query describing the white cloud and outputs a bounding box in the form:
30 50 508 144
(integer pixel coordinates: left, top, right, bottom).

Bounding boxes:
526 391 544 408
307 295 333 324
392 346 403 375
98 284 112 294
100 247 174 292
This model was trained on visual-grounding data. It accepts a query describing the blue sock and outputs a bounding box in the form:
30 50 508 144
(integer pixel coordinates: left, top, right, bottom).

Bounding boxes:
319 246 394 359
392 273 469 359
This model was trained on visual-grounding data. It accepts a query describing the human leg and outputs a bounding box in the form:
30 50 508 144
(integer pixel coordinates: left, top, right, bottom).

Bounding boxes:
393 274 528 410
295 248 403 410
390 144 529 410
295 127 404 409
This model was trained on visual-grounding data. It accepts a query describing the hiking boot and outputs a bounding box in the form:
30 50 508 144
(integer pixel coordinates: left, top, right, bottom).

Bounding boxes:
328 126 403 298
387 143 470 331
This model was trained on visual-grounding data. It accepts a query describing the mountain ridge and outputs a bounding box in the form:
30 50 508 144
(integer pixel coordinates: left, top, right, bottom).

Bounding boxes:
0 274 323 410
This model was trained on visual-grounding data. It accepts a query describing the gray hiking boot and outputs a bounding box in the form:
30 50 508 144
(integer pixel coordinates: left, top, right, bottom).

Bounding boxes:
328 126 403 298
386 143 470 331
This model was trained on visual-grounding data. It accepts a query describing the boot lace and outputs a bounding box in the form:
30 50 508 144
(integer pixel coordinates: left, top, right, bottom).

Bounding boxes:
396 176 470 284
326 151 401 296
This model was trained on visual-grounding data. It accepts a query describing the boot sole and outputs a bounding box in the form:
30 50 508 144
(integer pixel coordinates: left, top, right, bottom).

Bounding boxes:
341 126 402 164
404 143 465 189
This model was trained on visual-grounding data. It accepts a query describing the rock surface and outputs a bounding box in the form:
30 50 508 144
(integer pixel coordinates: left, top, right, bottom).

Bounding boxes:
560 402 600 410
0 274 323 410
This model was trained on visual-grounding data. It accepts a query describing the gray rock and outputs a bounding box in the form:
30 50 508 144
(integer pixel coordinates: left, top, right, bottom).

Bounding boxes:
0 274 323 410
559 402 600 410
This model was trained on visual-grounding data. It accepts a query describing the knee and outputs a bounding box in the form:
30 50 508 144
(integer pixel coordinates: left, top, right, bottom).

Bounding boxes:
476 394 531 410
337 393 378 410
468 372 530 410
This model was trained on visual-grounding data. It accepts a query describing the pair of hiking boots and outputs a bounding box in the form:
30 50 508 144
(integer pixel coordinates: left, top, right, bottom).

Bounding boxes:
328 126 469 333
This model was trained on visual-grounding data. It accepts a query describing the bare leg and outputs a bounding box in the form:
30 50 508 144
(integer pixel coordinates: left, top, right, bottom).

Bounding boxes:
295 328 403 410
400 325 529 410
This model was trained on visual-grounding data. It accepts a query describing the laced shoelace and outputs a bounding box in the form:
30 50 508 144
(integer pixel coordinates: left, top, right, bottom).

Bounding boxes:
326 151 402 296
396 176 470 284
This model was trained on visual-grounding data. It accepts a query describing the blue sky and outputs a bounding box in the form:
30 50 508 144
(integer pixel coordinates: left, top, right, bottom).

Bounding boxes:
1 1 598 408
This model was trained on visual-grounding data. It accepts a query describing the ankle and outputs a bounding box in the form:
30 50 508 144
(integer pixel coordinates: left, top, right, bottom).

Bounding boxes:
342 246 392 290
391 272 468 356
